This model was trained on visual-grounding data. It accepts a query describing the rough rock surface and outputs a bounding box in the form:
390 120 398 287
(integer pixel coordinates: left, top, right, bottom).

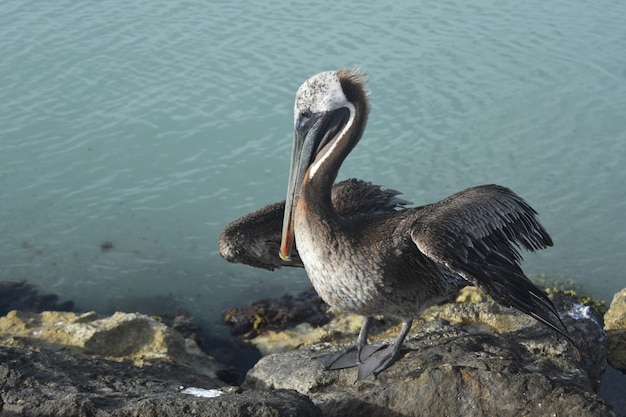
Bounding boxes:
223 288 331 340
0 310 219 377
1 281 619 417
605 288 626 371
0 346 320 417
245 293 615 417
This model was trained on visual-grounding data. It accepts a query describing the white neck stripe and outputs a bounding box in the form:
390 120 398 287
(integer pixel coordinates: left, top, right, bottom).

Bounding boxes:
308 102 355 179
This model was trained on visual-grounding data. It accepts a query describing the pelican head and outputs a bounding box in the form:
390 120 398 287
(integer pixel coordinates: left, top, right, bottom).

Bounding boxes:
279 69 369 260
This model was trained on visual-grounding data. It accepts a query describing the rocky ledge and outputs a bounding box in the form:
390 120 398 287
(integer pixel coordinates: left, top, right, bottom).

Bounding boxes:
0 346 318 417
1 282 624 417
245 292 616 417
605 288 626 371
0 309 318 417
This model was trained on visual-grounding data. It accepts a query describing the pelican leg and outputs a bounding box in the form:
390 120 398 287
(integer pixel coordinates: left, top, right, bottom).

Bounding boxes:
357 319 412 380
314 316 384 370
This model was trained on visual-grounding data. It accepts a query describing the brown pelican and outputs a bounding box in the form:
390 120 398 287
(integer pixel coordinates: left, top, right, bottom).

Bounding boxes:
221 69 577 380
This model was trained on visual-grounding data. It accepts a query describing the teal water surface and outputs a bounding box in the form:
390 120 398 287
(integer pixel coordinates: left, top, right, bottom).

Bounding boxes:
1 0 625 394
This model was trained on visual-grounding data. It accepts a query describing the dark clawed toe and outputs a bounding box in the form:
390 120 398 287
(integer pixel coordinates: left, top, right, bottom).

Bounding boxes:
356 346 404 380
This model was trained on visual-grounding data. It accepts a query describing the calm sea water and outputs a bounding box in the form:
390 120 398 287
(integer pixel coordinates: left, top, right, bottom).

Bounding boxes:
1 0 625 396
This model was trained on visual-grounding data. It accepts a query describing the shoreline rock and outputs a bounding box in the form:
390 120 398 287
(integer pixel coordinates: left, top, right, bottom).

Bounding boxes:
1 281 624 416
245 292 614 417
0 310 220 377
0 346 319 417
222 288 331 340
605 288 626 371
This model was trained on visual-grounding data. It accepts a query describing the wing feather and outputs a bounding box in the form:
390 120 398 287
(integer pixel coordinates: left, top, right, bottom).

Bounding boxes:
410 185 573 342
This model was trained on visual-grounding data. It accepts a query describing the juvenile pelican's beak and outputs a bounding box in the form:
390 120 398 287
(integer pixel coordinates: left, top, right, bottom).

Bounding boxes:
279 113 322 261
279 108 351 260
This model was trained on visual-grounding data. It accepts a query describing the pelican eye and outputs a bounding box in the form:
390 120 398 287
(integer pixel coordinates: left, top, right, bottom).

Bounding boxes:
296 108 316 132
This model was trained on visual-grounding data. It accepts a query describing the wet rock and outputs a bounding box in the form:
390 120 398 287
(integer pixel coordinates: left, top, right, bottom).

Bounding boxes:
0 280 73 315
605 288 626 371
156 307 202 339
222 288 331 339
0 310 219 377
0 346 320 417
245 293 615 417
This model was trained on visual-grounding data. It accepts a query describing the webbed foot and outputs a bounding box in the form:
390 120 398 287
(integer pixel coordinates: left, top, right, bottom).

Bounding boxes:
356 344 404 380
314 343 385 370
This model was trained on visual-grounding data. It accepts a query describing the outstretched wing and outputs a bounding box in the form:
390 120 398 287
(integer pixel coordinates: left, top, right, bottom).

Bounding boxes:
219 179 410 271
410 185 570 341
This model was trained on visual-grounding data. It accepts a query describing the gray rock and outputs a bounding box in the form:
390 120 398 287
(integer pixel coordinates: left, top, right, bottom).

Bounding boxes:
0 347 320 417
0 310 220 378
605 288 626 371
245 294 615 417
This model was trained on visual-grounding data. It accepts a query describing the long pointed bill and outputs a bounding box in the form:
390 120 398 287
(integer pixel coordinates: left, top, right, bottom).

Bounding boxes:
279 125 317 261
278 108 351 261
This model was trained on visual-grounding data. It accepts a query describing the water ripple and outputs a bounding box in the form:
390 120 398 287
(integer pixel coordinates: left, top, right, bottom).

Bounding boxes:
0 1 625 366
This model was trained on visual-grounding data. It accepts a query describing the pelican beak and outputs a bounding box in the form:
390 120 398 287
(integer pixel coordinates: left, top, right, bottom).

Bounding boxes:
279 107 351 260
279 112 323 261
